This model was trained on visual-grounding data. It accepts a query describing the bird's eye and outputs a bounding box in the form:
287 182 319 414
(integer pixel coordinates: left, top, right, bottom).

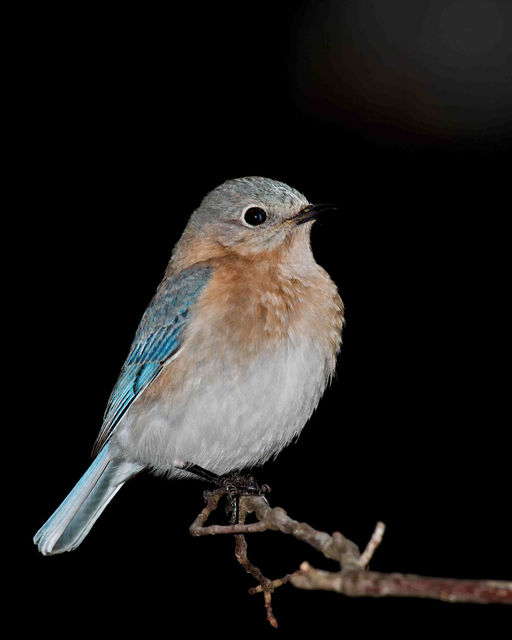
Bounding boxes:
242 207 267 227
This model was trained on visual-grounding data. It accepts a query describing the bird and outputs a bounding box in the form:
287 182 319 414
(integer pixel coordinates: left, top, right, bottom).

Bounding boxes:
34 176 344 555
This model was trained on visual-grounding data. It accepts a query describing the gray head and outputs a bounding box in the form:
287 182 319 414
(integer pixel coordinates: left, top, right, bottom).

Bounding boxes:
178 177 333 258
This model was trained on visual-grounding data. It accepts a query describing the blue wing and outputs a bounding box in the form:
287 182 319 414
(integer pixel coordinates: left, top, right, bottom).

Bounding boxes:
92 263 213 454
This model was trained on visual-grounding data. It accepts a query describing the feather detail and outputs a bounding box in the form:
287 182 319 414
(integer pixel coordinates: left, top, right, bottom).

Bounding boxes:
113 231 344 475
92 264 212 454
33 444 143 555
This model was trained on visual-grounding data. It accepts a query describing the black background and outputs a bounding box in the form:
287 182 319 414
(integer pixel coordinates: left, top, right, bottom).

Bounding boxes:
15 1 511 635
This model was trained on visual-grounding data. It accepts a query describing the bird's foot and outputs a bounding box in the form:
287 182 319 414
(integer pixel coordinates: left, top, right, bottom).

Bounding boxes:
177 461 270 496
176 461 270 524
216 473 271 524
218 472 271 498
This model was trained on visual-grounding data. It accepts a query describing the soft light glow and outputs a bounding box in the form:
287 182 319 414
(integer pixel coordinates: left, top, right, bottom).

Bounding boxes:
290 0 512 141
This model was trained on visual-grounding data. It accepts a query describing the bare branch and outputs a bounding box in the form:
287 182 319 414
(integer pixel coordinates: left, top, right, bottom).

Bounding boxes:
189 489 512 625
293 563 512 604
232 500 279 628
359 521 386 568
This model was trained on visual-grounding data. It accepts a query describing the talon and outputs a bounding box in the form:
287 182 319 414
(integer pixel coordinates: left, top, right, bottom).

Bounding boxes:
224 482 236 494
217 473 271 498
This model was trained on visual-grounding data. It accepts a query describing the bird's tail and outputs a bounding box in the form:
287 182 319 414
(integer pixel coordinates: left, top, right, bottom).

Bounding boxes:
34 444 143 555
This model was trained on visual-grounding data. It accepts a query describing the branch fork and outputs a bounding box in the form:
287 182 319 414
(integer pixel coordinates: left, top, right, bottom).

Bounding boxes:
189 489 512 627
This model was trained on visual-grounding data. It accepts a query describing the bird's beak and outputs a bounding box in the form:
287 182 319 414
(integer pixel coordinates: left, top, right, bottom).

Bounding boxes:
293 203 339 225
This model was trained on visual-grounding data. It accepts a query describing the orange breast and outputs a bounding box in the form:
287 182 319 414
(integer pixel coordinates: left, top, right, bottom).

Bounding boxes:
143 248 344 402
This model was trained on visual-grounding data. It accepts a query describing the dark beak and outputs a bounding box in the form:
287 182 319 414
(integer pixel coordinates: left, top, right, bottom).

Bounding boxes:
294 203 339 225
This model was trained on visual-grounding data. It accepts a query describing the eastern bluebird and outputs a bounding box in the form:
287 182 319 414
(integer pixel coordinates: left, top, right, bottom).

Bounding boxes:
34 176 344 555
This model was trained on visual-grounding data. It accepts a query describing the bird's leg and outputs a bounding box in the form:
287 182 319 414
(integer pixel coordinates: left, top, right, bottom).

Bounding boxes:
227 493 240 525
176 461 222 484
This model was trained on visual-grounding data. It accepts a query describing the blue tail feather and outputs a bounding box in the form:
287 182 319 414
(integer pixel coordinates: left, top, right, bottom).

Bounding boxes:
34 444 142 555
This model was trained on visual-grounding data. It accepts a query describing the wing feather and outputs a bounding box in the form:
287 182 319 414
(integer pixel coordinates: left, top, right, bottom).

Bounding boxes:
92 263 213 454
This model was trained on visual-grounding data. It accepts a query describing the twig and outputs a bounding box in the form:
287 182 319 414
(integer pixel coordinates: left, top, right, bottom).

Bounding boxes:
248 572 302 595
189 490 512 626
359 521 386 568
232 500 279 628
189 490 224 531
293 563 512 604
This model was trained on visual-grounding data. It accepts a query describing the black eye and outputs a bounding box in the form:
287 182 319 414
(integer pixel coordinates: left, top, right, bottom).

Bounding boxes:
243 207 267 226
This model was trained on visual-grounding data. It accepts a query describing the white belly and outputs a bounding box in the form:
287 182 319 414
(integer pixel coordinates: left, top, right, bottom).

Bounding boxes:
112 337 332 476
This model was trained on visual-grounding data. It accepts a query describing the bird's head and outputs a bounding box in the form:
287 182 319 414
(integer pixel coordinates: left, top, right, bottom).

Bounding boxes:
170 177 337 268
